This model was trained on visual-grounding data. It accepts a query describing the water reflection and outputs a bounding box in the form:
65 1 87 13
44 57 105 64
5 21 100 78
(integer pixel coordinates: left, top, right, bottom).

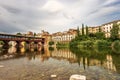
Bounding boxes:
105 55 116 72
51 47 77 63
70 47 120 73
0 46 120 74
8 47 17 54
20 47 26 55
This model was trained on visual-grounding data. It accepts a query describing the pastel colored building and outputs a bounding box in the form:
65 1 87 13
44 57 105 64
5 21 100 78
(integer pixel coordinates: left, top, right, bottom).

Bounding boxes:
101 20 120 38
52 29 77 43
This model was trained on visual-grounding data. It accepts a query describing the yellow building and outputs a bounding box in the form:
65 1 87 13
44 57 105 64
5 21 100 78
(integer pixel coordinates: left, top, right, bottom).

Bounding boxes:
101 20 120 38
88 26 99 34
79 26 99 35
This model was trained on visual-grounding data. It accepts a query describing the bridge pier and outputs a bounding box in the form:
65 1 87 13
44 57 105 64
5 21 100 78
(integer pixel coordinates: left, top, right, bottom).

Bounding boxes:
16 41 22 48
29 42 35 48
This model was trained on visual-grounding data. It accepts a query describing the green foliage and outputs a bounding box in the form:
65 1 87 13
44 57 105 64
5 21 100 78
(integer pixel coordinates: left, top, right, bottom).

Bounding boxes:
112 55 120 73
98 26 102 32
49 41 54 46
86 25 89 36
69 39 79 47
0 41 4 45
70 47 107 62
79 40 94 47
77 26 80 37
112 40 120 54
75 35 88 41
88 33 96 38
82 24 84 36
49 47 54 51
95 32 105 39
110 23 120 41
56 42 69 47
16 32 22 36
96 40 111 47
34 32 36 36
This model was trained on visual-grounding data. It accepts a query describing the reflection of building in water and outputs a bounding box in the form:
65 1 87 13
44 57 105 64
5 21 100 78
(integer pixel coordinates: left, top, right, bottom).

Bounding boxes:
50 49 117 72
51 49 77 63
39 47 51 62
27 47 51 62
103 55 116 72
77 55 116 72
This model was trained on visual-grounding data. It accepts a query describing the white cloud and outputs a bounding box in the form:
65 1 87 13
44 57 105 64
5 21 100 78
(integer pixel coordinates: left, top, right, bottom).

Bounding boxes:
0 0 119 33
41 0 64 13
103 0 118 5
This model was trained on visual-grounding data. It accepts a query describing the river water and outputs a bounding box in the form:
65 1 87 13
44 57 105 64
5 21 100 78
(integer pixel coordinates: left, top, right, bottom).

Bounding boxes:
0 47 120 80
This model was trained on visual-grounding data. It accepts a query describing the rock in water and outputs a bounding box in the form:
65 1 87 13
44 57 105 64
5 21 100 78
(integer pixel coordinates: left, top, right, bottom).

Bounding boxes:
70 74 86 80
0 65 4 68
51 75 57 78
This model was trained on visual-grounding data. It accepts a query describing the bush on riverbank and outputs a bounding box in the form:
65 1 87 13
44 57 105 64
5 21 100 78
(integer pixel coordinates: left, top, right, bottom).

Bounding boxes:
56 42 69 47
79 40 94 48
69 39 79 48
96 40 112 47
112 40 120 54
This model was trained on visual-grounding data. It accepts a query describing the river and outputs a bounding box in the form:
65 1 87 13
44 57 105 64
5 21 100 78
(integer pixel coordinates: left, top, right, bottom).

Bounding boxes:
0 46 120 80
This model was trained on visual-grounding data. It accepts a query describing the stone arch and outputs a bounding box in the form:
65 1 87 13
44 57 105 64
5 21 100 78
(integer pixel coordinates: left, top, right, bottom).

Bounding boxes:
21 41 26 47
8 41 17 47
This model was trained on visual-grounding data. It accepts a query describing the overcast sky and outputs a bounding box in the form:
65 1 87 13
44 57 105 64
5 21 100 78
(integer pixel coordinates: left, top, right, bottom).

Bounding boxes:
0 0 120 34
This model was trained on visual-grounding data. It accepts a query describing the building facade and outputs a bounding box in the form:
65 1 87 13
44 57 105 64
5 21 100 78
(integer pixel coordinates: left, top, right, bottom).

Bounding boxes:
101 20 120 38
88 26 99 34
52 29 77 43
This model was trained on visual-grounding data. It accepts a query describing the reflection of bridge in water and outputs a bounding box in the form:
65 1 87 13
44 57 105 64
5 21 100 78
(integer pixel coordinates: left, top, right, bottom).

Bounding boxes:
51 49 77 63
0 46 43 61
0 33 45 48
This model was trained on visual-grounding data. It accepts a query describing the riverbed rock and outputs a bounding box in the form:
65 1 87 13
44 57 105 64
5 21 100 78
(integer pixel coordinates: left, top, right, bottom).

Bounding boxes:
69 74 86 80
0 65 4 68
51 75 57 78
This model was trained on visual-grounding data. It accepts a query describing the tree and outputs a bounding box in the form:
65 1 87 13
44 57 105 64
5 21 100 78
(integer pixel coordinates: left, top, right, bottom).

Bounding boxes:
98 26 102 32
86 25 89 36
88 33 96 37
77 26 80 37
95 32 105 39
82 24 85 36
16 32 22 36
110 23 119 40
34 32 36 37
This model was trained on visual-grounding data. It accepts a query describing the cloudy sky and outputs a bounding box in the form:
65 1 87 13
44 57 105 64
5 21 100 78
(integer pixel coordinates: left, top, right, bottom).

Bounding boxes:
0 0 120 34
